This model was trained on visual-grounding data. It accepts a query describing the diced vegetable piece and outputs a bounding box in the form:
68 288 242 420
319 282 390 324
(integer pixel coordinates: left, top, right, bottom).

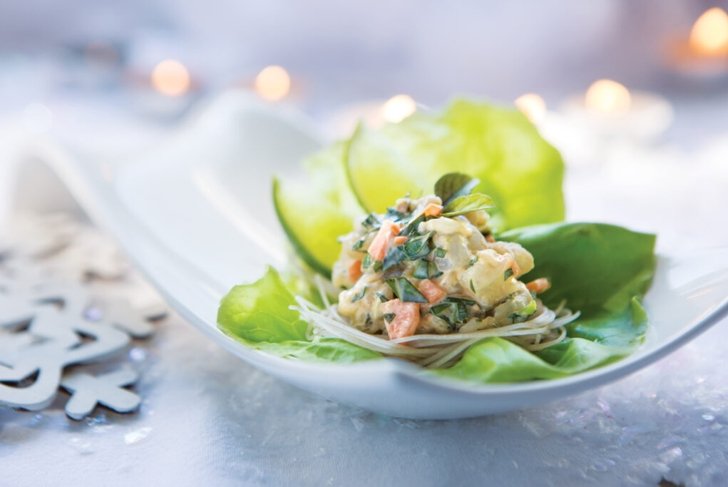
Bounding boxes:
382 299 421 339
368 220 400 261
348 259 363 282
423 203 443 217
417 279 447 304
526 277 551 294
393 236 409 246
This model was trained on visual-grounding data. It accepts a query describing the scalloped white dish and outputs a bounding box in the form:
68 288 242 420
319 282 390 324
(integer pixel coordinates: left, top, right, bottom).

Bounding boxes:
32 92 728 419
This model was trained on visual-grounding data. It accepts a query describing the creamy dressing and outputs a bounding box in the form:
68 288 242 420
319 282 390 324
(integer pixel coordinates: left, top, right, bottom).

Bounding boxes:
333 195 539 338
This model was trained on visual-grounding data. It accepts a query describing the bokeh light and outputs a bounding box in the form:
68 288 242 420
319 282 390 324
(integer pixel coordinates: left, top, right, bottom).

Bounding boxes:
514 93 547 124
151 59 191 97
689 8 728 57
254 65 291 101
584 79 631 114
381 94 416 123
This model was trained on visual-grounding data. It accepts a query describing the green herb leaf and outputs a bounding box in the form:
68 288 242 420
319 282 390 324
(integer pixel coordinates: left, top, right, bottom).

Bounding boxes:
469 279 476 293
372 260 383 272
434 173 479 205
383 313 396 322
383 246 406 271
428 261 443 278
402 232 432 260
399 214 424 237
386 277 428 303
430 297 473 330
503 268 514 280
442 193 495 217
385 207 407 221
351 286 368 303
376 292 389 303
434 247 447 258
467 255 479 268
362 213 379 228
362 253 372 269
412 260 430 279
352 238 366 251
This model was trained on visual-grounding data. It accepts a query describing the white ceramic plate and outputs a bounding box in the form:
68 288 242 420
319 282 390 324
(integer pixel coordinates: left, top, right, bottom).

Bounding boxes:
35 92 728 419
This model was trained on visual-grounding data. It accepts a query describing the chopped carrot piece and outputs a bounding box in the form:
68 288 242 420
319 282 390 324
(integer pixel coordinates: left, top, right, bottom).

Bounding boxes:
348 259 362 282
393 236 408 246
382 299 420 339
367 220 400 261
423 203 443 217
417 279 447 304
526 278 551 294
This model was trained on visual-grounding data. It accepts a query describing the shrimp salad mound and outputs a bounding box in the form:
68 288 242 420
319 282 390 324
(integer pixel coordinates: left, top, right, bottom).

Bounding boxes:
293 174 580 368
334 195 544 337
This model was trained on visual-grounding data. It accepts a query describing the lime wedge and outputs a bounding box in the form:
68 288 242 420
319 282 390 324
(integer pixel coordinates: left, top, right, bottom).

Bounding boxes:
273 143 362 276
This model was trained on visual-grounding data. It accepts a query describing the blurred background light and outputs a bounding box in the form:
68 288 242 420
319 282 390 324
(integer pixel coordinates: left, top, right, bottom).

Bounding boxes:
689 7 728 57
254 65 291 101
584 79 632 114
151 59 191 97
514 93 547 124
381 94 416 123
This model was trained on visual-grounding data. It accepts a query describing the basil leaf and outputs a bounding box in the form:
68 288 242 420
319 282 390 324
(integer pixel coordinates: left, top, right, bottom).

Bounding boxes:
434 173 479 205
385 207 407 221
352 237 366 251
400 214 424 237
412 260 430 279
402 233 432 260
362 213 379 228
430 298 472 330
442 193 495 217
428 261 443 278
383 245 406 271
386 277 428 303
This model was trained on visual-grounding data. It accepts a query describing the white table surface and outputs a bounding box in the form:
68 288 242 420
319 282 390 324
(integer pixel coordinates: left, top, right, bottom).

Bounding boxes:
2 96 728 487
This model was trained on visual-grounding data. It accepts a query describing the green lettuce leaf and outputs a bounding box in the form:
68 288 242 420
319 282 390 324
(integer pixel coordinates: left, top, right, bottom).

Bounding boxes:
436 337 629 383
436 223 656 383
217 267 380 363
345 99 565 230
499 222 657 316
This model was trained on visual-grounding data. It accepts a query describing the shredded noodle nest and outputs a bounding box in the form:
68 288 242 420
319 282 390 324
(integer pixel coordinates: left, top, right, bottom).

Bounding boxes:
291 282 580 368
